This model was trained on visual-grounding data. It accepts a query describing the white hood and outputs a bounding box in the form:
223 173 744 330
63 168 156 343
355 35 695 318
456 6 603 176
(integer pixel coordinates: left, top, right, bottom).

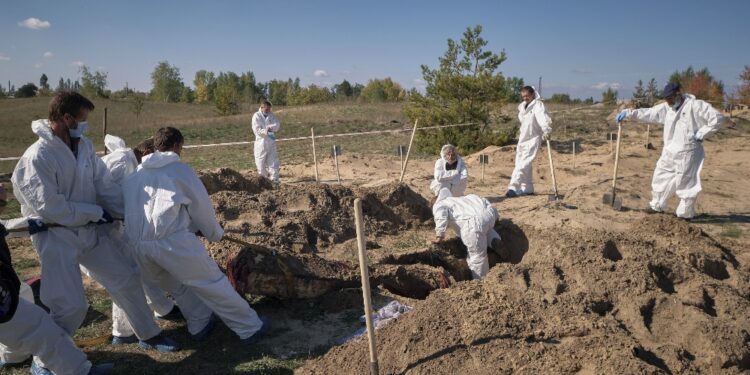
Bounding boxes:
104 134 128 153
141 150 181 169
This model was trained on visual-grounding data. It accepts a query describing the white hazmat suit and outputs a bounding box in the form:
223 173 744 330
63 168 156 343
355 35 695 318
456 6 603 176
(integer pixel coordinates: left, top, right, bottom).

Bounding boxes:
430 145 468 197
123 150 264 339
508 90 552 195
251 109 281 183
620 94 723 218
432 188 500 280
98 135 176 339
11 120 164 368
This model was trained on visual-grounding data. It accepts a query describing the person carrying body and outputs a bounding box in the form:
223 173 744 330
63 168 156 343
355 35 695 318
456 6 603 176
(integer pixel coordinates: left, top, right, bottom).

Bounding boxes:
123 127 266 345
430 144 469 197
94 135 183 345
0 183 114 375
616 83 724 219
10 92 180 374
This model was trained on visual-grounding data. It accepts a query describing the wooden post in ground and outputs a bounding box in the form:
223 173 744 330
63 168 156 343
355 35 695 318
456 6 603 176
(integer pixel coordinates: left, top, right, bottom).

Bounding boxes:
399 119 419 183
645 124 651 151
102 107 108 155
573 141 576 169
333 145 341 184
354 198 379 375
311 128 319 182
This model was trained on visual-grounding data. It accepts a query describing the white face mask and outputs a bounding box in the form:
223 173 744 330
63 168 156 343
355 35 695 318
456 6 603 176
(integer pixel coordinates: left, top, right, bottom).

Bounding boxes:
68 121 89 138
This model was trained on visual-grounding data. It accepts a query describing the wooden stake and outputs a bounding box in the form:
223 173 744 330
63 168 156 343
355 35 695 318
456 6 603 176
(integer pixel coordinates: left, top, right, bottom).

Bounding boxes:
481 160 485 183
645 124 651 150
102 107 108 155
311 128 319 182
333 145 341 184
399 119 419 183
572 141 576 169
354 198 379 375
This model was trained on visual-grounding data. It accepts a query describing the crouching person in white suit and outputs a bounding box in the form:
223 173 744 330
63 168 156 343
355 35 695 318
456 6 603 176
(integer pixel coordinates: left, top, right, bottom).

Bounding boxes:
431 188 501 280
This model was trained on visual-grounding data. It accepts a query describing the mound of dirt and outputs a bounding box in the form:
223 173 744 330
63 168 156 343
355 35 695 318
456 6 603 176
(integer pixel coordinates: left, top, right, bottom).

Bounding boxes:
198 168 273 195
298 215 750 374
210 179 431 252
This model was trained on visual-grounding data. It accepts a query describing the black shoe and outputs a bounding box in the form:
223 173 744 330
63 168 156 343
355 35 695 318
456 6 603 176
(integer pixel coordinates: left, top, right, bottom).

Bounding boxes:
157 305 184 321
505 190 518 198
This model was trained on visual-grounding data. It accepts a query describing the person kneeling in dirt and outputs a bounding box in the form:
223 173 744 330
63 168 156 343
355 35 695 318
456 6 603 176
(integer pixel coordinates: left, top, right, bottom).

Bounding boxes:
616 83 724 219
431 188 501 280
506 86 552 198
430 144 469 197
123 127 266 346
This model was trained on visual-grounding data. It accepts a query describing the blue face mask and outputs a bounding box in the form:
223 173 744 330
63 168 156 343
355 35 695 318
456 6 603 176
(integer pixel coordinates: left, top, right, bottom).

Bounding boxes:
68 121 88 138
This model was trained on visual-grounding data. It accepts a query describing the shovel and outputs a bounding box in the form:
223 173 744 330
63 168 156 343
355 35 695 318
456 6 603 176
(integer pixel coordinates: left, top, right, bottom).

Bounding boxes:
602 121 623 210
545 138 562 203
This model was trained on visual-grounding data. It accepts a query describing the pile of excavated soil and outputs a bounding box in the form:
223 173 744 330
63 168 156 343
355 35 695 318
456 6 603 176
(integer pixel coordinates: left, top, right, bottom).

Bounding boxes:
198 168 273 195
298 215 750 374
208 177 432 252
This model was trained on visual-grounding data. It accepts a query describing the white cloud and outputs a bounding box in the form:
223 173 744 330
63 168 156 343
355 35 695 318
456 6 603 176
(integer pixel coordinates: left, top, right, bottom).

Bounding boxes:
72 60 85 67
0 54 10 61
34 63 43 69
43 51 54 58
18 17 51 30
313 69 328 77
591 82 621 90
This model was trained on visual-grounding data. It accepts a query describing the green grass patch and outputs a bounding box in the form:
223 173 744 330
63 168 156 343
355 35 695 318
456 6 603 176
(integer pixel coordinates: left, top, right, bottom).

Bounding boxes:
720 225 742 238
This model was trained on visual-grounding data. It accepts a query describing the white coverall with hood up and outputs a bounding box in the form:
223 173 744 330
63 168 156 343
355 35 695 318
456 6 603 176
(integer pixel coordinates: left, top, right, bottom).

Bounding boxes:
97 135 175 339
11 120 163 368
432 188 500 280
620 94 723 218
251 109 281 183
429 145 469 197
123 150 263 339
508 90 552 195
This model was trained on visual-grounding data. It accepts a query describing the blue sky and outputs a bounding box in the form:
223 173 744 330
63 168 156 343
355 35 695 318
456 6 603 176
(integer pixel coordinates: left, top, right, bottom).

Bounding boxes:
2 0 749 99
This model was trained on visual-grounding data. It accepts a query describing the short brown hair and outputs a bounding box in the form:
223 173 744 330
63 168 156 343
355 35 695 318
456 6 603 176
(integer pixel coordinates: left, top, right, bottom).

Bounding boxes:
133 138 155 163
153 127 184 152
48 91 95 122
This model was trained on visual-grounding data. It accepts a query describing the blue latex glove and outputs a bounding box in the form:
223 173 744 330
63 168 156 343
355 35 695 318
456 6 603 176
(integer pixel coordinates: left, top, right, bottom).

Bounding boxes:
267 132 276 141
97 209 114 225
692 133 703 142
616 110 628 123
28 219 48 235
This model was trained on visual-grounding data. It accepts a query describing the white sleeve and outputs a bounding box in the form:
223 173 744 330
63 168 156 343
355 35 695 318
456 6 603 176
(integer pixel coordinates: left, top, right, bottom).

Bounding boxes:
267 114 280 133
534 102 553 135
433 203 450 236
627 104 667 124
93 157 124 218
459 160 468 181
12 154 102 226
182 167 224 242
693 100 724 140
251 114 267 138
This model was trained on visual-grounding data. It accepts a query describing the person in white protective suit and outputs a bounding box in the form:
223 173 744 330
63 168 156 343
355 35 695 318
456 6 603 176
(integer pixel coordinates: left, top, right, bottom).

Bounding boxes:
0 183 114 375
251 100 281 183
10 92 179 373
123 127 265 345
616 83 724 219
506 86 552 198
431 188 501 280
430 144 469 197
96 135 182 345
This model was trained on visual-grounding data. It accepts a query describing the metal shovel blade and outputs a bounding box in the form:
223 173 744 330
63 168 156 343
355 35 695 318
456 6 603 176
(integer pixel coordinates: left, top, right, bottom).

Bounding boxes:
602 193 623 210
